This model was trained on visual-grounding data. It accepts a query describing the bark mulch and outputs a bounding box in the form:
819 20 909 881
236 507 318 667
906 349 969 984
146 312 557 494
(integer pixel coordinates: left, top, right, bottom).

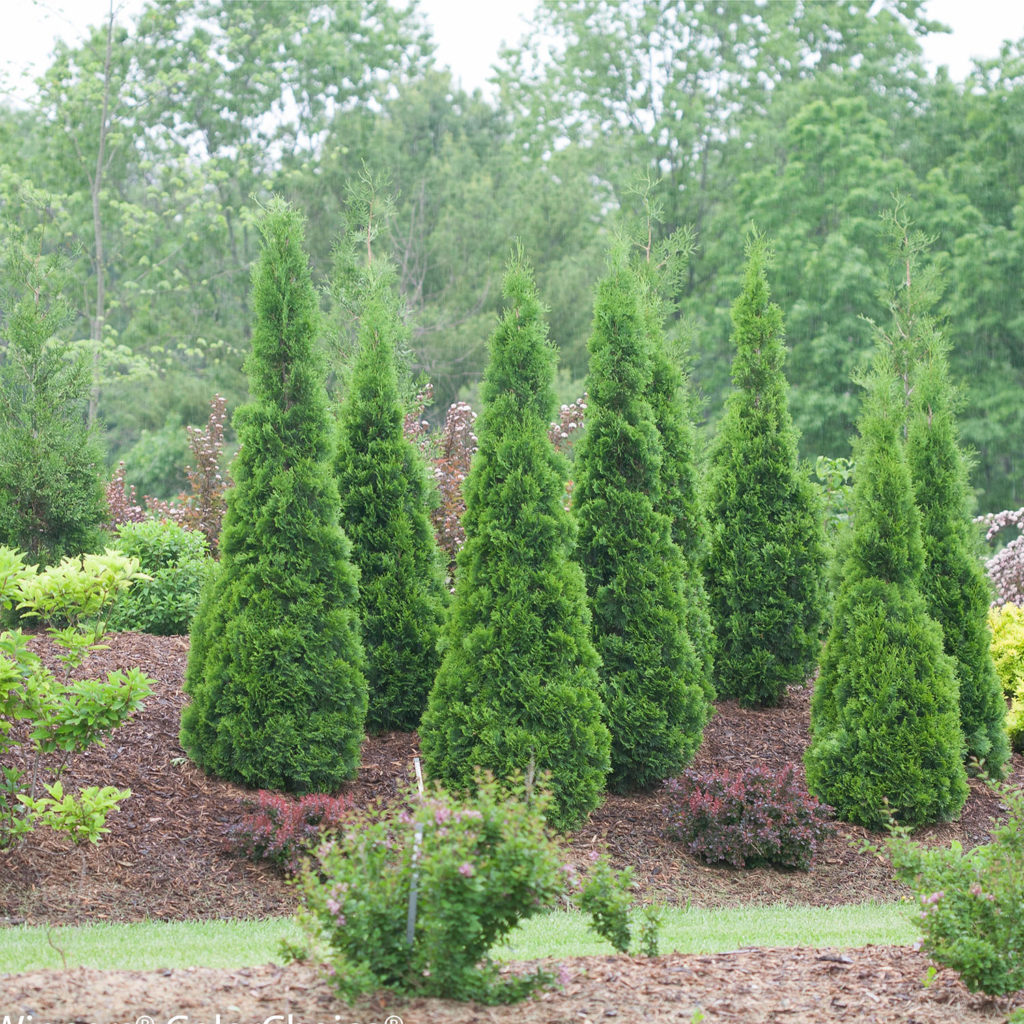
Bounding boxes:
1 632 1022 1023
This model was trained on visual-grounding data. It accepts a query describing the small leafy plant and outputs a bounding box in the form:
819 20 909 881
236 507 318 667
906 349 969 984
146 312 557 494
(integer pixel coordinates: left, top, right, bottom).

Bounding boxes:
664 764 833 870
576 851 663 956
886 777 1024 996
294 775 565 1004
228 790 349 872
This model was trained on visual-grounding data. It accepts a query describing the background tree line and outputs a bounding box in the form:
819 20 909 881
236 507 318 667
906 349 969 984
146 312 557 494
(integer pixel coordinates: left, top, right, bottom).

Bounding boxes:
2 0 1024 512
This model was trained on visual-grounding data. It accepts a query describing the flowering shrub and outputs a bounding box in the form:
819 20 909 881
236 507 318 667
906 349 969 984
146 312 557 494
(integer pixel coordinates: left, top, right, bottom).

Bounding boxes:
106 463 146 528
664 764 833 870
228 790 349 872
886 778 1024 995
986 604 1024 752
548 393 587 452
975 506 1024 607
294 775 564 1004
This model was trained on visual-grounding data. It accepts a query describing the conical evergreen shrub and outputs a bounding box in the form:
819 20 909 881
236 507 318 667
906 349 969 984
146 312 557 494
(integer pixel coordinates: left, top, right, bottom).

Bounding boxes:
180 200 367 792
704 236 826 707
419 252 610 831
805 367 968 830
334 263 447 733
883 214 1009 777
572 253 711 792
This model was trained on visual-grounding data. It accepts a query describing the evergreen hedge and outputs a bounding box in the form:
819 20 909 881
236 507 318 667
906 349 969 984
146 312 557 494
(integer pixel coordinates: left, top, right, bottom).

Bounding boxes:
180 200 367 792
419 252 610 831
704 237 826 707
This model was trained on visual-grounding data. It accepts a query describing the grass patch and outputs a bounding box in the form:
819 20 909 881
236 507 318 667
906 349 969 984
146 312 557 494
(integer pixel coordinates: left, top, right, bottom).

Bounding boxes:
0 902 916 974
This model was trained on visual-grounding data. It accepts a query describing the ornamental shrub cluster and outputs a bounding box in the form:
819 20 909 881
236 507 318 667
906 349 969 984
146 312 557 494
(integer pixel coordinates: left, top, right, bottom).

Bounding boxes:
294 776 566 1004
664 764 833 870
228 790 349 873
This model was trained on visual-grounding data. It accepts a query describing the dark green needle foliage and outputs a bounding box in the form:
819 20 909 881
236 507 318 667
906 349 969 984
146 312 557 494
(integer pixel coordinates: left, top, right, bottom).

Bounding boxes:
805 368 968 830
886 218 1009 777
704 236 826 707
180 200 367 792
419 251 610 831
334 261 447 733
572 252 711 793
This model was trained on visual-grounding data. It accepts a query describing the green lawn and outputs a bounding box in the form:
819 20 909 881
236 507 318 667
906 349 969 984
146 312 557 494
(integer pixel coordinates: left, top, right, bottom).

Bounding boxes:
0 902 916 974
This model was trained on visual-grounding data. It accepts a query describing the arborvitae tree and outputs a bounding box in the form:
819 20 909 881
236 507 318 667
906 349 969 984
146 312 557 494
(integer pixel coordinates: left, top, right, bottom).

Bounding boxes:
884 213 1009 777
572 252 711 792
334 261 447 733
0 238 107 562
805 367 968 830
704 236 826 707
419 252 610 831
180 200 367 792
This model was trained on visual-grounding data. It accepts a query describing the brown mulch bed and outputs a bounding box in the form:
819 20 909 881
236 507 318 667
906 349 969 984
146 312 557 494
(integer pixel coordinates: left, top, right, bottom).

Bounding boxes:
1 632 1022 1023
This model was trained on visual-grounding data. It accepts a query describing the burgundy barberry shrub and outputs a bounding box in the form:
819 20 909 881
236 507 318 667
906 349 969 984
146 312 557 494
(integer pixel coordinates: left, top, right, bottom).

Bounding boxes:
664 764 832 870
229 790 349 872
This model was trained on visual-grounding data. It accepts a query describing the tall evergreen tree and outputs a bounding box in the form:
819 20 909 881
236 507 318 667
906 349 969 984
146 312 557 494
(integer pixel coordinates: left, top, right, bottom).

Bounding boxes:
334 258 447 733
419 251 610 831
885 212 1009 777
180 200 367 792
805 366 968 830
572 252 711 792
704 236 826 707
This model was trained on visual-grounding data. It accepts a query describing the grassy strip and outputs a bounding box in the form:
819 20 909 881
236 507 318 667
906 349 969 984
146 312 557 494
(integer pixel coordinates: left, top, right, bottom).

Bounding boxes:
0 902 916 974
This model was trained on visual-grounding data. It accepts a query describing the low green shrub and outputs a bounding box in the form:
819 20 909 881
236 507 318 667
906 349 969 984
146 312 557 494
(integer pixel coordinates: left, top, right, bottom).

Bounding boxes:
886 778 1024 996
574 852 663 957
987 603 1024 752
107 520 212 635
228 790 349 872
664 764 833 870
294 775 565 1004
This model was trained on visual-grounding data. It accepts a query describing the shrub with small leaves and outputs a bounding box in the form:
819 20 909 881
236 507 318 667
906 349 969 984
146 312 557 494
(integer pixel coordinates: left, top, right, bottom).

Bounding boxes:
294 775 565 1004
986 603 1024 752
886 777 1024 996
664 764 833 870
228 790 349 872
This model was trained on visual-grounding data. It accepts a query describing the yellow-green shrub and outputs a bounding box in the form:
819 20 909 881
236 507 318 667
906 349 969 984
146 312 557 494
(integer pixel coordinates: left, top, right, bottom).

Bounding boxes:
987 604 1024 752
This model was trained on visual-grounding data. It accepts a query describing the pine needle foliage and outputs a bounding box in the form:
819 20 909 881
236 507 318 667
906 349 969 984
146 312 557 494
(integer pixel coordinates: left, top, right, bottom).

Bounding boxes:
180 200 367 792
419 251 610 831
704 236 826 707
805 367 968 830
572 251 710 793
334 259 447 733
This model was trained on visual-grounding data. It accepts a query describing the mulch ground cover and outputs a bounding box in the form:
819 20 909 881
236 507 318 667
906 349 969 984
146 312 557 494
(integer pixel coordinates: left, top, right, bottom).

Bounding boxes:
2 632 1022 1023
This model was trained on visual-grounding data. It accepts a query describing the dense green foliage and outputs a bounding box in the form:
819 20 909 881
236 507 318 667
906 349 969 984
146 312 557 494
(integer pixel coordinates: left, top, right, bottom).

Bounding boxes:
180 200 367 792
0 234 107 562
805 370 968 830
107 520 212 636
703 239 825 707
334 260 446 732
420 254 610 831
572 254 711 792
987 604 1024 753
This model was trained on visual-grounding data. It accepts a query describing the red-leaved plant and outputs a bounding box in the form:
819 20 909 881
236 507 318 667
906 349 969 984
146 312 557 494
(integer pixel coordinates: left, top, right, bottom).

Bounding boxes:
664 764 832 870
228 790 349 873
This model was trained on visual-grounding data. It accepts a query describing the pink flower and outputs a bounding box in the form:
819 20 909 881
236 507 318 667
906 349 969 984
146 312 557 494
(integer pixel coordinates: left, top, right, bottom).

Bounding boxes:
458 862 475 877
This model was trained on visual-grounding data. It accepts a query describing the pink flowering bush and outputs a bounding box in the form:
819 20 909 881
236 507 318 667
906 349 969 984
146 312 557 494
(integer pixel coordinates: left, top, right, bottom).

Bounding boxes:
664 764 833 870
294 775 566 1004
228 790 349 872
886 778 1024 995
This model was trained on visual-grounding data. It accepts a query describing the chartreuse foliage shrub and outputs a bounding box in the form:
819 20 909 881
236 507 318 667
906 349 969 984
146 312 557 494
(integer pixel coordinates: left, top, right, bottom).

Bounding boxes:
805 368 968 830
664 764 832 870
294 776 566 1004
181 200 367 793
0 546 152 849
987 603 1024 752
334 261 446 733
887 214 1009 777
886 777 1024 996
704 236 825 707
420 253 610 831
107 519 213 635
572 252 710 792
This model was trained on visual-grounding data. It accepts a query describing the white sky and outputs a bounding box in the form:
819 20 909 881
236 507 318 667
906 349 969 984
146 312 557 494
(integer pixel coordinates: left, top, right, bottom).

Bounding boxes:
0 0 1022 106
